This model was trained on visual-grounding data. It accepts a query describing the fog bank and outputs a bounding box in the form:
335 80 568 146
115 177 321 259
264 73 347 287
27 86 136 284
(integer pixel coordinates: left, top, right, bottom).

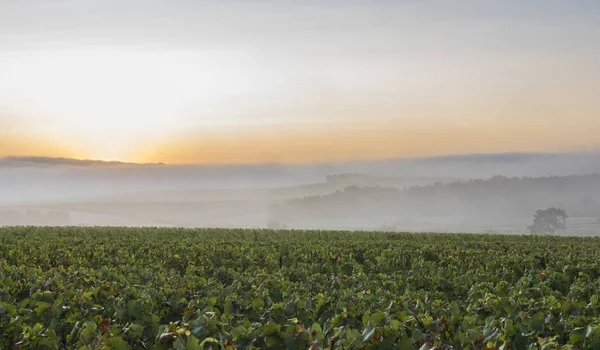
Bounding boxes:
1 152 599 235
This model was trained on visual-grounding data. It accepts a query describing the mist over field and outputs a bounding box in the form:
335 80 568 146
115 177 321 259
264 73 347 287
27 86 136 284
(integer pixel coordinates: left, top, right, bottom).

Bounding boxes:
1 152 599 235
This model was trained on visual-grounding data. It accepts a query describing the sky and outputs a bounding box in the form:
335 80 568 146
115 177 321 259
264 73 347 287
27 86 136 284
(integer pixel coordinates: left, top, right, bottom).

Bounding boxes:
0 0 599 164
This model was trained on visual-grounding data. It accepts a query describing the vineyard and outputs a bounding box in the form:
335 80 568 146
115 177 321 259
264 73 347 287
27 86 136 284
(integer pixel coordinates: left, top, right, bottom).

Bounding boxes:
1 227 600 349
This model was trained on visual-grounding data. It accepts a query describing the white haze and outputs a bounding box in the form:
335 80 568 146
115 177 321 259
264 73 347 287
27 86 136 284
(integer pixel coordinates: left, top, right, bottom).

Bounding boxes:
1 152 599 235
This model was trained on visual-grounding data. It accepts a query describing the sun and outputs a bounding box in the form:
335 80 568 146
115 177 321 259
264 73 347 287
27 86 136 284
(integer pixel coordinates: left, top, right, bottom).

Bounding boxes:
82 140 144 163
0 47 261 163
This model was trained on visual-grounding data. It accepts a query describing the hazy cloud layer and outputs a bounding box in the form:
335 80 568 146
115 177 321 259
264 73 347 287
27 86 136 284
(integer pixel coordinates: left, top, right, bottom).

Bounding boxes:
1 1 599 163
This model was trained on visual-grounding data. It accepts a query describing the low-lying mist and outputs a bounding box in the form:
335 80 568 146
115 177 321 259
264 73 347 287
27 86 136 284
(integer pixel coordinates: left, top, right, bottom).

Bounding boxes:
1 152 599 235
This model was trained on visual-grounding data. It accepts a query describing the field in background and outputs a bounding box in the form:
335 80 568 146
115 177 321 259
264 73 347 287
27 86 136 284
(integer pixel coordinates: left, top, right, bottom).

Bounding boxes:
2 227 600 348
0 176 461 229
2 154 600 233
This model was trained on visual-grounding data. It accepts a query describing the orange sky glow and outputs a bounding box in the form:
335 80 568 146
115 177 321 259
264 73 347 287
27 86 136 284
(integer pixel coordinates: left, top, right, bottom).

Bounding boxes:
1 1 599 164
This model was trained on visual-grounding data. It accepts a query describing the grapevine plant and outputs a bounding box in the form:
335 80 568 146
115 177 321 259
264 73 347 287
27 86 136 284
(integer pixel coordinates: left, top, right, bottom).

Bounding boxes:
1 227 600 349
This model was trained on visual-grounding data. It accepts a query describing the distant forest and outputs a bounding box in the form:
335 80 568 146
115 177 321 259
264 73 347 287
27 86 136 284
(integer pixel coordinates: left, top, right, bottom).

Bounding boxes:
271 174 600 222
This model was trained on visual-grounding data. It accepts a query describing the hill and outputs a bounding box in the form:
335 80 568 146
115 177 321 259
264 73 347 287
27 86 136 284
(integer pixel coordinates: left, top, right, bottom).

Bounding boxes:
0 156 164 168
270 174 600 232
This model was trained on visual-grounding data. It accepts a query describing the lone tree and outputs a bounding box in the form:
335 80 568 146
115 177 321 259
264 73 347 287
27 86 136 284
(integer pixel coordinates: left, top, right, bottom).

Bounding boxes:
528 207 568 235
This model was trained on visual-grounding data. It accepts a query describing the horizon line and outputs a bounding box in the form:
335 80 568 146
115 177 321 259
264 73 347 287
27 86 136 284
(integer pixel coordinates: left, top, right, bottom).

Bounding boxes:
2 150 599 167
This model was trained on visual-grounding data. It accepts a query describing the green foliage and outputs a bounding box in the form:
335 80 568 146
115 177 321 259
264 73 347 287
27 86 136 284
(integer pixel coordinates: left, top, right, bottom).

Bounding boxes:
1 227 600 349
528 207 568 235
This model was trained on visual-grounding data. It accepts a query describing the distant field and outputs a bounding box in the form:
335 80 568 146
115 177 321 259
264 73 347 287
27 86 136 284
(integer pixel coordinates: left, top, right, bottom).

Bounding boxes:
2 227 600 349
